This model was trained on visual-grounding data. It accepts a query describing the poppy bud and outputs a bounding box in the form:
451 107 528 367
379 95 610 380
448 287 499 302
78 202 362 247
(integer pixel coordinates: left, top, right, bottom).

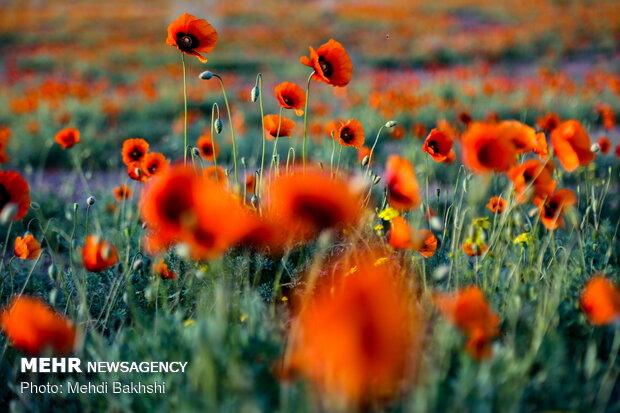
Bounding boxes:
48 264 58 282
373 175 381 185
241 157 246 167
430 216 443 231
251 86 260 102
192 147 200 157
385 120 398 128
49 288 58 305
199 71 214 80
132 259 144 271
361 155 370 166
590 143 600 153
214 119 223 134
30 202 40 210
251 195 259 208
142 222 148 230
71 239 78 250
73 203 79 212
87 196 96 206
0 203 18 224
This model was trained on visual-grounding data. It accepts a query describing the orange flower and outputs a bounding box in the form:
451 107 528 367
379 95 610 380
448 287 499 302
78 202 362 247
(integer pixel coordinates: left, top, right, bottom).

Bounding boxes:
82 235 118 272
263 114 296 140
266 168 363 243
461 240 488 257
300 39 353 87
536 112 560 133
434 286 500 360
422 129 453 162
0 126 11 164
288 248 421 403
245 174 256 195
498 120 537 154
533 132 549 158
486 196 506 214
0 171 30 221
461 122 516 174
14 234 41 260
113 185 132 201
122 138 149 166
204 165 227 184
535 188 577 230
142 152 169 178
141 165 253 260
598 137 611 154
550 120 595 172
127 162 147 182
274 82 306 116
335 119 364 148
389 125 407 140
384 155 420 211
153 258 178 280
54 127 80 149
166 13 218 63
196 134 219 161
508 159 556 203
416 229 437 258
0 296 75 355
412 123 427 139
388 216 415 250
580 275 620 325
596 104 615 130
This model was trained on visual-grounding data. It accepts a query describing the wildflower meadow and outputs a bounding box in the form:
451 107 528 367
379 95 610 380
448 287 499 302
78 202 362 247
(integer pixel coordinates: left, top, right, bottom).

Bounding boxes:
0 0 619 412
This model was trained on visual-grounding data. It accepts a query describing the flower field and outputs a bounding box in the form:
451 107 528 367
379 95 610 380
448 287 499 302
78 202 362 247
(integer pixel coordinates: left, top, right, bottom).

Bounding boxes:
0 0 619 412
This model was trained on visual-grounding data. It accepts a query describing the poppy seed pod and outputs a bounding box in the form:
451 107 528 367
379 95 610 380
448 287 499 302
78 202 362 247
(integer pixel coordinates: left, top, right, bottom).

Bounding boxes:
0 203 18 224
47 264 58 281
251 86 260 102
361 155 371 166
385 120 398 128
192 147 200 157
87 196 96 206
199 71 214 80
373 175 381 184
590 143 600 153
214 119 223 134
132 259 144 271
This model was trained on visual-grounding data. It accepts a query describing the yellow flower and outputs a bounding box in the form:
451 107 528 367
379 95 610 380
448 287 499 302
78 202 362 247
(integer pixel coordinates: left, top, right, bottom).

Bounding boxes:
374 257 388 266
378 207 399 221
183 319 195 327
473 217 490 229
513 232 534 244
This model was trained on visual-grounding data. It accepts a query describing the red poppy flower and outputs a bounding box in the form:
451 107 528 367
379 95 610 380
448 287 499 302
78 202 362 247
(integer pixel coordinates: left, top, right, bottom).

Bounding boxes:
550 120 595 172
122 138 149 166
288 248 422 403
384 155 421 211
422 129 453 162
274 82 306 116
300 39 353 87
266 168 363 243
581 275 620 325
153 258 178 280
113 185 132 201
166 13 218 63
533 132 549 158
0 296 75 355
204 165 227 184
434 286 500 360
196 134 220 161
498 120 537 154
536 112 560 133
54 127 80 149
82 235 118 272
14 234 41 260
416 229 437 258
127 162 147 182
335 119 364 148
388 216 415 250
598 137 611 154
486 196 506 214
508 159 556 203
461 122 517 174
263 114 296 140
142 152 169 178
535 188 577 230
0 171 30 221
461 240 488 257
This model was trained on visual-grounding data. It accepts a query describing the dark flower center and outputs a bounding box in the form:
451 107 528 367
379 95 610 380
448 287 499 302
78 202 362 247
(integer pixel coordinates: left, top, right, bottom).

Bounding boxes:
283 96 293 106
148 162 158 175
202 144 213 156
340 128 353 143
0 184 10 211
293 195 339 230
129 148 143 162
523 170 534 183
318 56 333 78
544 201 559 218
177 33 199 52
428 141 439 153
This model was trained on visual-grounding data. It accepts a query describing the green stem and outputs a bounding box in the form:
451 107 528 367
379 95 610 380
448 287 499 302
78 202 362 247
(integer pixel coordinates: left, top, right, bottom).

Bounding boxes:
301 71 314 172
210 103 220 182
215 74 239 187
181 53 188 166
366 125 385 176
257 74 266 194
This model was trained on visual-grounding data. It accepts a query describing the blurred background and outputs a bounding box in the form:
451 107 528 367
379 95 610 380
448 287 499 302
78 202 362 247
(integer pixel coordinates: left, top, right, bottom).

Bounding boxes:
0 0 619 176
